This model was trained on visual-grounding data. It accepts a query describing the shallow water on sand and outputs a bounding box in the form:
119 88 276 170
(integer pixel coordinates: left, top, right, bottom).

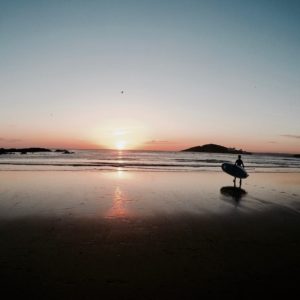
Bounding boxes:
0 170 299 220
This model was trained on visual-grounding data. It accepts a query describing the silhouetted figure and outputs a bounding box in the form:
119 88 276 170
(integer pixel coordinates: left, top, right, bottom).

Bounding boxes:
234 155 245 187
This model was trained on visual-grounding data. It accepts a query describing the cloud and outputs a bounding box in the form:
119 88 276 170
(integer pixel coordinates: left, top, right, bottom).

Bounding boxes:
268 141 277 144
0 137 22 143
280 134 300 140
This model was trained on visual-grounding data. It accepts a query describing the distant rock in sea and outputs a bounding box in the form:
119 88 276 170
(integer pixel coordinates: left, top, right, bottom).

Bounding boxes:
55 149 73 154
182 143 252 154
0 148 74 155
294 154 300 158
0 147 52 155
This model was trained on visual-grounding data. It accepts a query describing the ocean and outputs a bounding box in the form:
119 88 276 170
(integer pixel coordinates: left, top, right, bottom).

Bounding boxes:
0 150 299 172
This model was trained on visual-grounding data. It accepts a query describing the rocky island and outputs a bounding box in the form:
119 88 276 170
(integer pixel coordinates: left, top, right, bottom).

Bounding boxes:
182 143 252 154
0 148 73 155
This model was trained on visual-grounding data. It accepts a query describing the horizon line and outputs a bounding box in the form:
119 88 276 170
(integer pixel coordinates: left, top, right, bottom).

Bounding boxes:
0 146 298 156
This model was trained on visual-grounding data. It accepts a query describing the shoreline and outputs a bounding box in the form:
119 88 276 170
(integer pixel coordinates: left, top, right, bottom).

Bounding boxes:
1 165 300 173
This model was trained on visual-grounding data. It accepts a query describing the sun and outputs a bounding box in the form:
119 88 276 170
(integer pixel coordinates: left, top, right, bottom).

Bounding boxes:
115 140 127 150
92 121 149 150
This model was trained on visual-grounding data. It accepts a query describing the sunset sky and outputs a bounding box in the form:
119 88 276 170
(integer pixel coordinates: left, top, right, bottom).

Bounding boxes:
0 0 299 153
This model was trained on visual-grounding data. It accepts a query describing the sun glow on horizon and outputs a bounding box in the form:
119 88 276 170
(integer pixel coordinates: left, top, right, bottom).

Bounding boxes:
91 120 152 150
115 140 127 150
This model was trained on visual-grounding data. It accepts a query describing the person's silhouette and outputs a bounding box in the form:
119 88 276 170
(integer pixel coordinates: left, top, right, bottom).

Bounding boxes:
234 155 245 187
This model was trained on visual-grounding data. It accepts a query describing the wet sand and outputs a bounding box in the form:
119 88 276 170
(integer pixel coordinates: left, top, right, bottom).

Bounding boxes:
0 171 299 299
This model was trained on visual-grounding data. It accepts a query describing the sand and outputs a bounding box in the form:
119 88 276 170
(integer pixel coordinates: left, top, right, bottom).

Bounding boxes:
0 170 299 299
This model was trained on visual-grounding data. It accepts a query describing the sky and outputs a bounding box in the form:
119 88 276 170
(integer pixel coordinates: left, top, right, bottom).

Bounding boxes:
0 0 299 153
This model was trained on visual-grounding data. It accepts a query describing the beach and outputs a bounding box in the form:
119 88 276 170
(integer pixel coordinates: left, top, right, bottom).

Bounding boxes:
0 170 299 299
1 0 299 298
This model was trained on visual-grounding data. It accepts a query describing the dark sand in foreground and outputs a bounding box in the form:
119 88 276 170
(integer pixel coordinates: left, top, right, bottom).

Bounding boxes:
0 171 299 299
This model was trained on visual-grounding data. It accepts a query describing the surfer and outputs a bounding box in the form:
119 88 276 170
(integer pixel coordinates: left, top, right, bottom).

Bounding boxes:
234 155 245 187
235 155 244 168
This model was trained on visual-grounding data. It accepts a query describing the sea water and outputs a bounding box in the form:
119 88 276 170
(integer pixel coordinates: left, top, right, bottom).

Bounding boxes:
0 150 299 172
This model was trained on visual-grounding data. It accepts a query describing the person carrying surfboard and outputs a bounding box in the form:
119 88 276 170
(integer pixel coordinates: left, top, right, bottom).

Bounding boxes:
234 155 245 186
235 155 244 168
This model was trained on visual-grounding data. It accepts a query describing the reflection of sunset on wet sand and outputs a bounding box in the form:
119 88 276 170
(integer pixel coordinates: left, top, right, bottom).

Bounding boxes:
106 186 129 219
0 171 299 219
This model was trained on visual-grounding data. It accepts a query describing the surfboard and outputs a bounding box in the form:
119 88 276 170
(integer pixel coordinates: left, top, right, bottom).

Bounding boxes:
221 163 249 179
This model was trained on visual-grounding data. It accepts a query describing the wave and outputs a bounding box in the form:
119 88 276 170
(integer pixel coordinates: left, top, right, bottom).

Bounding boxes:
0 150 299 172
0 162 300 173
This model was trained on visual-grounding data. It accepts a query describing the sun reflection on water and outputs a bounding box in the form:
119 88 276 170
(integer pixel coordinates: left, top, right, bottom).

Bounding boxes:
116 151 125 165
106 186 128 219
